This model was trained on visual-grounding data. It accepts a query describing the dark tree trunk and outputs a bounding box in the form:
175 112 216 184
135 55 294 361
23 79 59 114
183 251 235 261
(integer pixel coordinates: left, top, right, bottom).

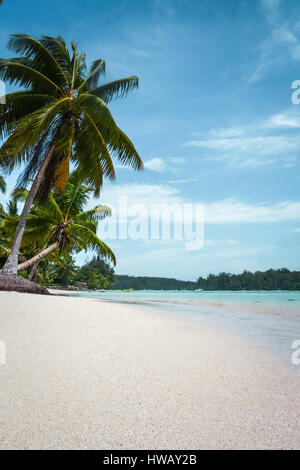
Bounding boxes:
2 144 56 275
28 261 40 282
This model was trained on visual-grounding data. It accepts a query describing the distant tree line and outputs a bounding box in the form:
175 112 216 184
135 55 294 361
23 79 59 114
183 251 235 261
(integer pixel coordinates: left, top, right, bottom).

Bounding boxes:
110 275 197 290
12 263 300 291
197 268 300 291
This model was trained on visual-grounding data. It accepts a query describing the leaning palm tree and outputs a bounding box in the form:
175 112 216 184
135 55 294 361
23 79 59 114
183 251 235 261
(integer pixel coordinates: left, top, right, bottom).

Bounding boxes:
0 174 7 257
0 173 6 220
4 171 115 276
0 34 142 284
0 188 20 262
0 174 6 194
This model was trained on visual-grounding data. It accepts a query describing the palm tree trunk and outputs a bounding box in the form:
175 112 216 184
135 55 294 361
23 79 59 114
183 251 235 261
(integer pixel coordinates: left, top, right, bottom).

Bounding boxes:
18 242 59 271
28 261 40 282
2 144 56 275
27 243 48 281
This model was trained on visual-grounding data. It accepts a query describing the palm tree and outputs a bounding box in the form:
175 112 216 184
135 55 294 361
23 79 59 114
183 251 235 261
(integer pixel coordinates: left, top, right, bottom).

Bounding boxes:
0 175 6 194
0 174 8 258
0 34 142 281
0 185 20 262
4 171 115 277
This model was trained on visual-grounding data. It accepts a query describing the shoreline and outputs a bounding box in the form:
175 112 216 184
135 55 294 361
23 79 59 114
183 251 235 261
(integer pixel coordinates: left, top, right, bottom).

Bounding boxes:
49 288 300 319
0 291 299 449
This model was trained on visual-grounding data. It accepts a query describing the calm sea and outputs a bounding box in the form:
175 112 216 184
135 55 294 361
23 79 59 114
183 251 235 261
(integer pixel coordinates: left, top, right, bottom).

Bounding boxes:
73 289 300 306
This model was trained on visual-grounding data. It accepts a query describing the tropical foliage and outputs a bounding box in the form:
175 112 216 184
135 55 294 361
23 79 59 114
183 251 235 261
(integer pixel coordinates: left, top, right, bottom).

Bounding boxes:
2 171 115 280
0 34 142 276
35 255 115 289
77 256 115 289
15 254 114 289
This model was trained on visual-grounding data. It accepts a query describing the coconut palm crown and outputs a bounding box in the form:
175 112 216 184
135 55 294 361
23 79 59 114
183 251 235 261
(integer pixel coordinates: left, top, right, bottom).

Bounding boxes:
0 34 142 275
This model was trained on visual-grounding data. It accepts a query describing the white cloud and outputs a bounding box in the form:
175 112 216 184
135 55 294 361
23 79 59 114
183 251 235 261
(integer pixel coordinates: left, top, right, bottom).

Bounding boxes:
167 178 198 184
204 239 241 247
265 108 300 128
185 112 300 168
98 183 300 225
99 183 182 208
205 198 300 224
209 126 246 138
144 157 166 172
187 135 298 155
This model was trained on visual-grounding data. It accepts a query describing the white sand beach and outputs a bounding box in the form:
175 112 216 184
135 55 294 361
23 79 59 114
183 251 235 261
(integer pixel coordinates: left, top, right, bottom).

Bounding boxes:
0 291 299 450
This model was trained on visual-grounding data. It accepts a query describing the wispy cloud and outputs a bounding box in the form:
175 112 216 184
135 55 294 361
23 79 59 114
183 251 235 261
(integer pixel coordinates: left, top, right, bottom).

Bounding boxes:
185 109 300 168
98 183 300 225
262 0 281 23
204 239 241 248
205 198 300 224
144 157 166 172
167 178 198 184
186 134 300 167
264 108 300 128
250 0 300 82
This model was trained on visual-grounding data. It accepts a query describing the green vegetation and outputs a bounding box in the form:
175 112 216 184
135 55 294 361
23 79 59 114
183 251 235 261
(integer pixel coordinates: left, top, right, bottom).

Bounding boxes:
77 256 115 289
6 170 115 270
110 275 197 290
37 255 115 289
1 171 115 282
197 269 300 291
12 254 114 290
109 269 300 291
0 33 142 284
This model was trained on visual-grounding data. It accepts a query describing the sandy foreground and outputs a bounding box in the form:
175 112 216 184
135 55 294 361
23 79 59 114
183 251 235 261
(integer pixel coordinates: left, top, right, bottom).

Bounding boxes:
0 291 299 450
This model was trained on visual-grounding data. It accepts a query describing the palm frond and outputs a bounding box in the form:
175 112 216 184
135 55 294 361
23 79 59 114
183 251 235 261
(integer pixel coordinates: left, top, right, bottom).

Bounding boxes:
90 76 138 103
109 127 143 170
7 34 69 90
70 40 86 91
40 36 72 83
73 204 112 224
68 223 116 265
11 186 28 202
74 92 142 172
0 91 55 140
53 172 90 217
0 98 71 173
33 192 63 224
0 57 62 95
79 59 105 91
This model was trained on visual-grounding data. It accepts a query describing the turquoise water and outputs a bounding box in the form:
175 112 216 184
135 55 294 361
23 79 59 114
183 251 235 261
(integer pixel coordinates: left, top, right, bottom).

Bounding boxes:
71 289 300 307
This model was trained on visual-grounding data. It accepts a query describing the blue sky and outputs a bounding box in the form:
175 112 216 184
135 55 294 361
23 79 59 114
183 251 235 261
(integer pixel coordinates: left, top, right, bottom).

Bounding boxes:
1 0 300 280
